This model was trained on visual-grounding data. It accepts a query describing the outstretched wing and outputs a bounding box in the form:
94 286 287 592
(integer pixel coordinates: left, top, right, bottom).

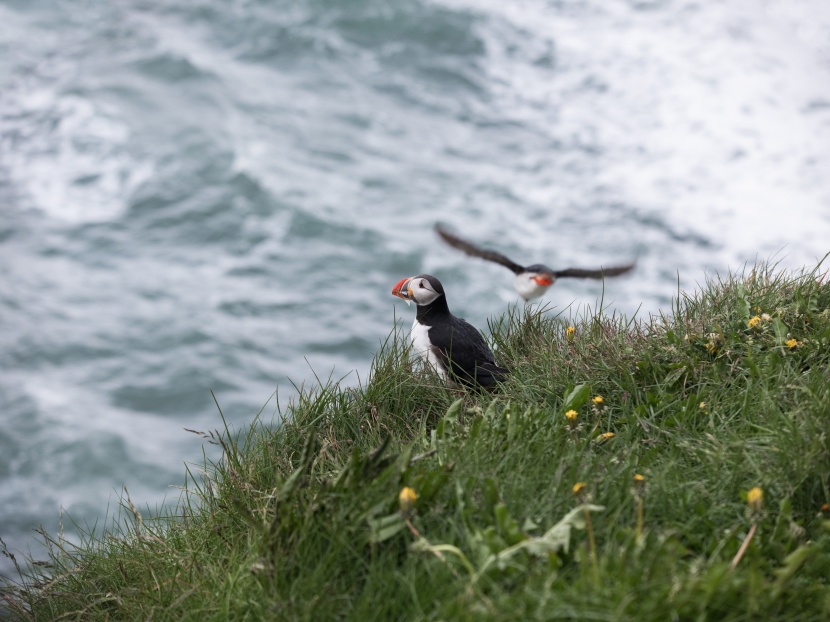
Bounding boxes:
553 262 636 279
435 224 526 275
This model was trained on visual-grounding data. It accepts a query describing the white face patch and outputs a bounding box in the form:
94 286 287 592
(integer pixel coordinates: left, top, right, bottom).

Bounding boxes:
409 277 442 306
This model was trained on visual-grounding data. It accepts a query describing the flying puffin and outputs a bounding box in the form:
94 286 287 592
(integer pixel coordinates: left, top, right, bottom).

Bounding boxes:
435 223 636 301
391 274 508 389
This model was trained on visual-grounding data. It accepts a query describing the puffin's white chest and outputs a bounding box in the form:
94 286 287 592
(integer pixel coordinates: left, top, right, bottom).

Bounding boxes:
410 319 447 379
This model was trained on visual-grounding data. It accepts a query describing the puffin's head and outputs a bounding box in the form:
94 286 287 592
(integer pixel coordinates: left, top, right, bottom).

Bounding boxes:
391 274 445 307
514 264 556 301
525 264 556 287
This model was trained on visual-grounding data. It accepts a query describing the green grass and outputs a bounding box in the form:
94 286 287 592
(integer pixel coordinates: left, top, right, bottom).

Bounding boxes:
3 262 830 621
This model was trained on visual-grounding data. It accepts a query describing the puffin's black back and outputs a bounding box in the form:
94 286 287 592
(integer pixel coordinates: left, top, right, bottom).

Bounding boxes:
433 315 508 388
525 263 555 274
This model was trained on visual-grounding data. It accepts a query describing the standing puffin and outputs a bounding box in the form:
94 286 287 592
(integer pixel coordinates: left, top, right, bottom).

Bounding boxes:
435 223 636 301
391 274 508 389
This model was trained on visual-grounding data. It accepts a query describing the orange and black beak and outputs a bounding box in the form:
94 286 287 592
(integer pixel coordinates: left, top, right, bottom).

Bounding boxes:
392 277 414 300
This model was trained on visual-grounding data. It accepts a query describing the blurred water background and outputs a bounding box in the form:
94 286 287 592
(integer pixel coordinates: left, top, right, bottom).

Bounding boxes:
2 0 829 577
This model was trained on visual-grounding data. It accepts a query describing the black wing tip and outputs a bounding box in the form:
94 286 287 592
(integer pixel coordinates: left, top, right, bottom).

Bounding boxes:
451 361 509 390
604 261 637 275
434 222 461 243
553 262 638 279
434 223 525 275
475 363 510 388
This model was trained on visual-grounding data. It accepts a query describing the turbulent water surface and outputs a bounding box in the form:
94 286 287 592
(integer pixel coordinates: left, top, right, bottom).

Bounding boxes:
2 0 829 575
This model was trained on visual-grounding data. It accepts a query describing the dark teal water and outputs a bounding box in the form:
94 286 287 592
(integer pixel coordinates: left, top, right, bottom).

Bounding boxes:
2 0 829 577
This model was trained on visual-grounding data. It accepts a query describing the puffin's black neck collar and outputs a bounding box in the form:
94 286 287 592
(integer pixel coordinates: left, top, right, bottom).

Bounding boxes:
415 297 451 324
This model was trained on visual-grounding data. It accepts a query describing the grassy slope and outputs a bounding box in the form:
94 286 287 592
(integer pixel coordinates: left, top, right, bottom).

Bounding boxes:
3 264 830 621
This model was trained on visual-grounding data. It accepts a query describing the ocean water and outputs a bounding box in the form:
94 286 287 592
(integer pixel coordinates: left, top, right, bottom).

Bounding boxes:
1 0 829 577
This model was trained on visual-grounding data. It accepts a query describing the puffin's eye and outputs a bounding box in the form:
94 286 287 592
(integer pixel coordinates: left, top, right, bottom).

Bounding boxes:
419 281 426 288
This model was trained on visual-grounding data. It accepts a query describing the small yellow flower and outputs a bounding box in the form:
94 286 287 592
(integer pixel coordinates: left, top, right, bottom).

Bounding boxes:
399 487 417 512
785 338 801 350
566 326 575 339
748 316 761 329
565 409 578 423
572 482 586 495
633 474 645 483
705 342 717 355
699 402 706 409
592 396 604 406
595 432 615 444
747 487 763 512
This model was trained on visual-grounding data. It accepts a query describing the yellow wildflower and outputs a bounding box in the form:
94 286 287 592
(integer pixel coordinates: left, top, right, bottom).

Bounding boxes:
732 487 763 569
633 474 645 483
699 402 706 409
398 487 417 512
785 338 801 350
705 342 717 355
572 482 586 495
595 432 615 444
565 409 578 423
747 316 761 329
566 325 575 339
747 487 763 512
592 396 604 406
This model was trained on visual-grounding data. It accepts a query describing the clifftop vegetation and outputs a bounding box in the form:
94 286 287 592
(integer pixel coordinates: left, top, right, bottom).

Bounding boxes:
3 263 830 621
